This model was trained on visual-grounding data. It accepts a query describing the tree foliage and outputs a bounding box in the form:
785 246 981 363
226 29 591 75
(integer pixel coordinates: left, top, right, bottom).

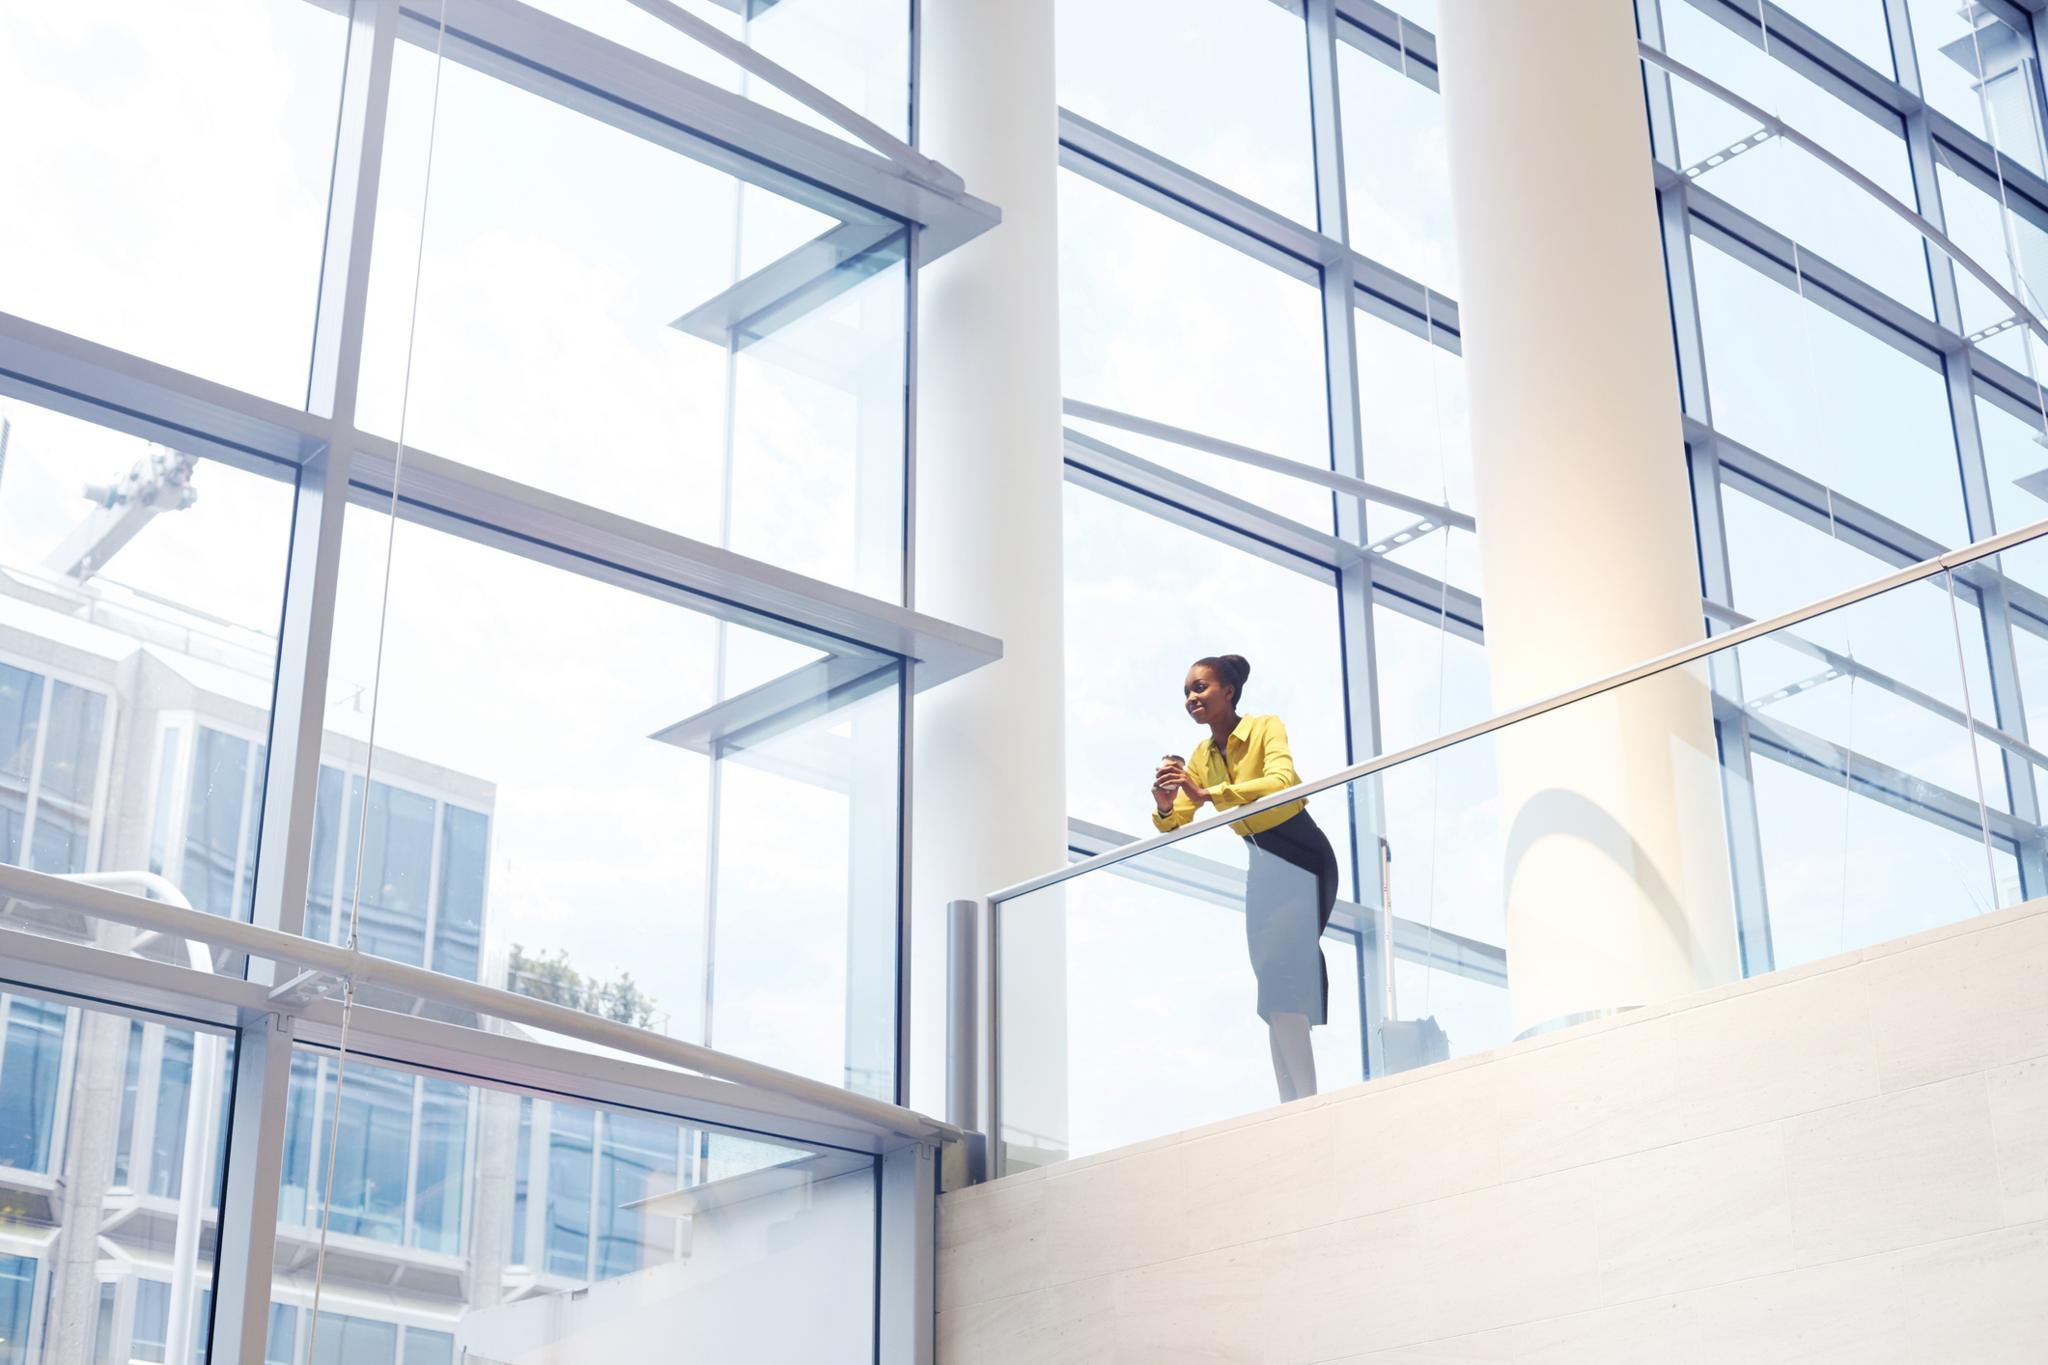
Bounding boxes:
505 942 660 1030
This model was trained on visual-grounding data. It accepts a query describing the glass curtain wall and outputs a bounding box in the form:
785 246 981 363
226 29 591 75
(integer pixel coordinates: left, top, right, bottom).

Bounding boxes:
1046 0 2048 1133
1641 0 2048 968
1052 0 1488 1115
0 0 976 1360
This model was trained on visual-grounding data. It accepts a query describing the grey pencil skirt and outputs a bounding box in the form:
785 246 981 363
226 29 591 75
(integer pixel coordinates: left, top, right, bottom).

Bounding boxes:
1242 810 1341 1024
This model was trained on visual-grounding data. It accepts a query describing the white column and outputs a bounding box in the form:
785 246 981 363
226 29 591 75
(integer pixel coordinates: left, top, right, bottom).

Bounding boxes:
912 1 1069 1158
1437 0 1739 1033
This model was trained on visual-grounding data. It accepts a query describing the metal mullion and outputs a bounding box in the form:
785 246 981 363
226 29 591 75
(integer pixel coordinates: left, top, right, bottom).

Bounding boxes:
422 798 445 978
1646 0 1780 971
1883 0 2048 892
1307 0 1389 1082
1681 186 1955 365
1682 0 1915 124
404 1074 425 1252
18 680 50 864
136 1024 168 1199
217 0 403 1356
1744 711 2041 849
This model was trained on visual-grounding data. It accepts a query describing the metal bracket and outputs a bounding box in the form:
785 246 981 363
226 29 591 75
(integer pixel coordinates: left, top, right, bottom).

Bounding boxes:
268 969 350 1008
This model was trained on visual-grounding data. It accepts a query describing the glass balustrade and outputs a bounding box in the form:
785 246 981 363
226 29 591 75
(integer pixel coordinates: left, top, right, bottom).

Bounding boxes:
992 526 2048 1172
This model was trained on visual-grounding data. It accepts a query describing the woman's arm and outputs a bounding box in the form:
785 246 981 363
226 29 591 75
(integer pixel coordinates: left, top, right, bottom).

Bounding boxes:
1206 716 1300 809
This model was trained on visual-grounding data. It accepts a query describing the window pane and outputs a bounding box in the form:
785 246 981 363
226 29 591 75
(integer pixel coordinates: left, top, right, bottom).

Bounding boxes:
544 1106 595 1278
30 681 106 873
0 993 230 1365
509 1097 532 1268
93 1280 117 1365
1776 0 1897 76
351 782 434 970
595 1112 679 1280
149 1029 196 1199
265 1303 297 1365
112 1019 143 1186
0 395 294 910
328 504 900 1093
0 995 67 1173
310 1313 396 1365
183 729 252 918
1932 156 2048 372
305 765 346 948
133 1279 170 1364
1339 38 1459 292
411 1080 469 1256
402 1328 454 1365
360 31 907 599
274 1060 874 1362
527 0 910 144
1062 486 1349 846
1059 170 1334 527
147 729 181 877
1355 308 1482 596
315 1064 411 1252
1057 0 1315 223
433 806 488 982
0 0 349 404
1906 0 2043 168
1692 237 1967 545
0 1255 31 1365
1662 0 1930 313
0 666 41 866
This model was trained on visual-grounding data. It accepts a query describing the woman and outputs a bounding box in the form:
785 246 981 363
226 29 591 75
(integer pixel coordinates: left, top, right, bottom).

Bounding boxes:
1151 654 1340 1103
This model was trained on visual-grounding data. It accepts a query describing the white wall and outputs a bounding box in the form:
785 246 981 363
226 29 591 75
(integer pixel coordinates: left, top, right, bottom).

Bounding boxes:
936 899 2048 1363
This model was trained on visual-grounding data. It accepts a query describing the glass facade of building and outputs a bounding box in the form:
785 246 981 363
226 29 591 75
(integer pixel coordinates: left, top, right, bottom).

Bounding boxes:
0 0 971 1359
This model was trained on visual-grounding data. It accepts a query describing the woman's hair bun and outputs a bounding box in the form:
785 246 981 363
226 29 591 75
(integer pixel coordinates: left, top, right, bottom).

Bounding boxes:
1193 653 1252 702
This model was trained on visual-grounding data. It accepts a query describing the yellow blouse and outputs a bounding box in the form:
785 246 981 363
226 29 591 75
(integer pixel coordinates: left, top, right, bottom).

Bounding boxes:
1151 713 1308 838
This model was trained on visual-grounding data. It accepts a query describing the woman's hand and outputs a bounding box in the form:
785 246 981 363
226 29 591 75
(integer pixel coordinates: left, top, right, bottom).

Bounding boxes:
1152 762 1184 813
1171 765 1211 807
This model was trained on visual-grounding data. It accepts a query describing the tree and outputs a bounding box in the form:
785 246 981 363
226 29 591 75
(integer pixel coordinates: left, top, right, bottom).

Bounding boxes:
505 943 660 1031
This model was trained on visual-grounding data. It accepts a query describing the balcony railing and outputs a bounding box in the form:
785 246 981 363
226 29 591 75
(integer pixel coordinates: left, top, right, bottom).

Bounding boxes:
980 517 2048 1173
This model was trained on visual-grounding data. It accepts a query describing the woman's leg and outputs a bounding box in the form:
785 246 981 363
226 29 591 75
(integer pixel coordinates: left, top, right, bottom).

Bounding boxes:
1267 1011 1317 1102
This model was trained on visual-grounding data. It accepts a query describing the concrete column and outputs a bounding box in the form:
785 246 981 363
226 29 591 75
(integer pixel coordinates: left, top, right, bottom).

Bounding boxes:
1437 0 1739 1032
911 0 1068 1160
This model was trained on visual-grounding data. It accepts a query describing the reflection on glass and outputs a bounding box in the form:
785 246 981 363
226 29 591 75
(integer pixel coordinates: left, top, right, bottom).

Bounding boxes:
1907 0 2043 168
1057 0 1315 222
360 28 907 599
0 394 295 916
0 990 232 1365
325 505 899 1094
0 0 350 404
278 1054 875 1364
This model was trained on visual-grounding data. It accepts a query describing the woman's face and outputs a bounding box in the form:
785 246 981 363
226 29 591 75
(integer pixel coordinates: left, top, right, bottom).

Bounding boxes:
1184 664 1233 727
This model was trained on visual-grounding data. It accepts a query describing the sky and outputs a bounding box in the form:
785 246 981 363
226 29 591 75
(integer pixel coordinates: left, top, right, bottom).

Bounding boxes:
3 0 2046 1165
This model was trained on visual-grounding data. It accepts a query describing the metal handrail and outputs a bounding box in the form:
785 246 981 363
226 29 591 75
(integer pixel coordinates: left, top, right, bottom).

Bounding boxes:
987 516 2048 904
0 862 957 1146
